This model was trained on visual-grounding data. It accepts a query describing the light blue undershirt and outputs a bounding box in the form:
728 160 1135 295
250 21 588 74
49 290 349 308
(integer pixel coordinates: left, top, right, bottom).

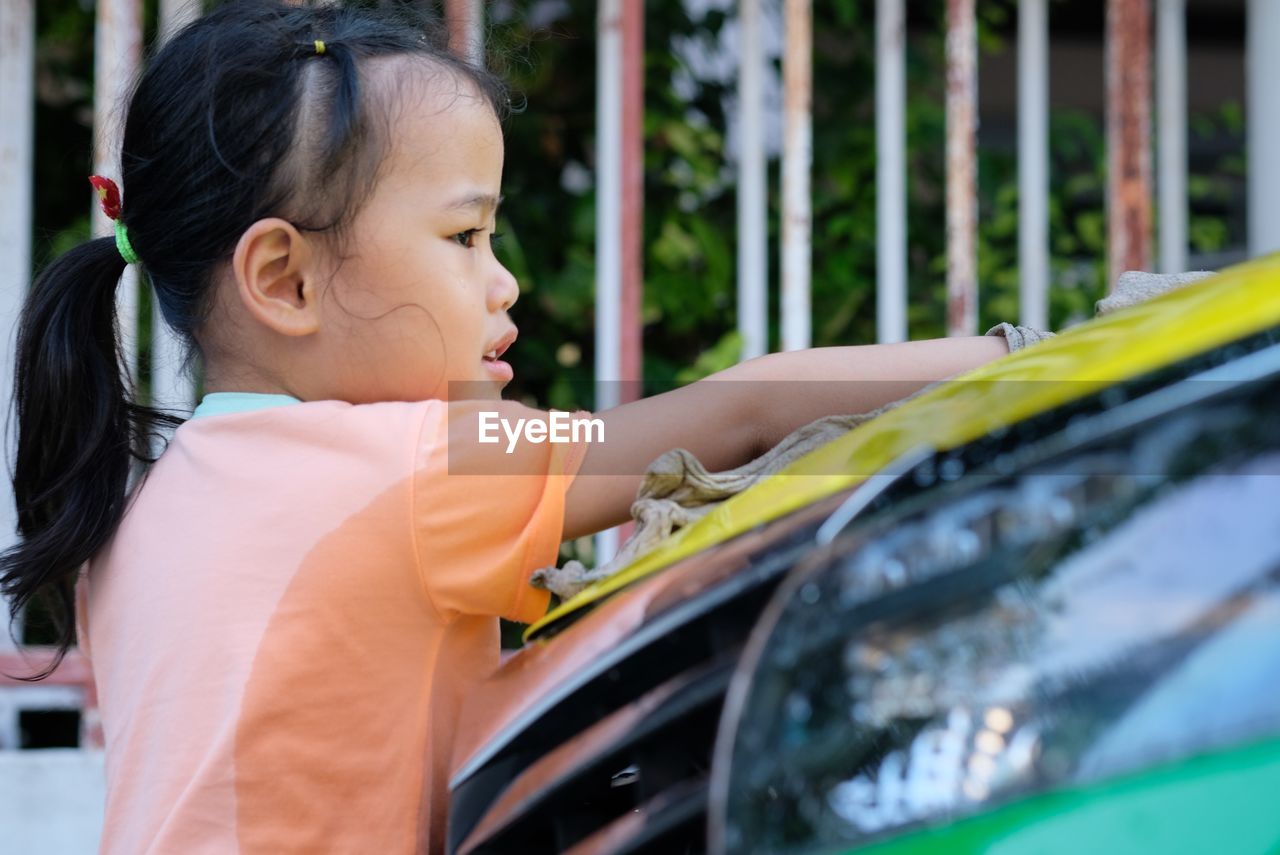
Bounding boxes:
190 392 302 420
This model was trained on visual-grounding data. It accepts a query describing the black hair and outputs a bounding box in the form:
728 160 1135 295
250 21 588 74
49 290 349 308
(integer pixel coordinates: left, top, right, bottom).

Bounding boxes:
2 0 508 679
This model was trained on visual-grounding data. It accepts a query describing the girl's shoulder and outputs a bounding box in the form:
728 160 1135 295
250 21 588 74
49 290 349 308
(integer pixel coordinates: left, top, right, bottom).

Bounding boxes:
172 395 447 472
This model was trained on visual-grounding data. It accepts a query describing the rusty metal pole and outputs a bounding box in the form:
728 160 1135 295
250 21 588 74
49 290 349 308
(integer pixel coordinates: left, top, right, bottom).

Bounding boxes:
93 0 144 382
619 0 644 398
946 0 978 337
1106 0 1153 290
445 0 484 65
609 0 645 554
781 0 812 351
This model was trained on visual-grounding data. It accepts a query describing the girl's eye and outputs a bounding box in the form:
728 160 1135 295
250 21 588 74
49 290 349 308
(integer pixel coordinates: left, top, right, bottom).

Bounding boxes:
451 229 479 248
490 231 505 247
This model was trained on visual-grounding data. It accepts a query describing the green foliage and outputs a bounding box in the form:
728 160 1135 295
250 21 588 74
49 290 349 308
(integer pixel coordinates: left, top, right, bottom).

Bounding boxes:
675 330 743 385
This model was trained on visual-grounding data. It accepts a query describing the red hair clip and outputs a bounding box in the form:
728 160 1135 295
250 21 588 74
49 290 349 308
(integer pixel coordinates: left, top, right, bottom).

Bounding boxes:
89 175 122 221
88 175 139 264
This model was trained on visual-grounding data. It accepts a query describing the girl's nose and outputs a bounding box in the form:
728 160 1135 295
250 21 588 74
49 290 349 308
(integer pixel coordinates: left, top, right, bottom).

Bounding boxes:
491 262 519 312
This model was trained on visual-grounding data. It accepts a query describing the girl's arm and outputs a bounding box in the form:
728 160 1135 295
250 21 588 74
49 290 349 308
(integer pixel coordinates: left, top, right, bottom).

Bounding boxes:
562 336 1009 539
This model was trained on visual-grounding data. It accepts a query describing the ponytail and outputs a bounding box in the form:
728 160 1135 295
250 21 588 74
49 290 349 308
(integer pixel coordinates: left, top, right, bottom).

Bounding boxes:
1 237 179 680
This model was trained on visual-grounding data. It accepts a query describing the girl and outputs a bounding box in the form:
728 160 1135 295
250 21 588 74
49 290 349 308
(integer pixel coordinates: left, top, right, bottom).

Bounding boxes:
2 3 1008 852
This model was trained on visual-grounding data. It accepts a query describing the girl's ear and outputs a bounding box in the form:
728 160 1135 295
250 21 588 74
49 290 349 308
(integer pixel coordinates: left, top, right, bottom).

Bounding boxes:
231 218 321 337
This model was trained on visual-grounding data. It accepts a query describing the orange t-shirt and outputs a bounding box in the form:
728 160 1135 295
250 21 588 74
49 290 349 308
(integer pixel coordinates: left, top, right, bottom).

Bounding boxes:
79 395 588 853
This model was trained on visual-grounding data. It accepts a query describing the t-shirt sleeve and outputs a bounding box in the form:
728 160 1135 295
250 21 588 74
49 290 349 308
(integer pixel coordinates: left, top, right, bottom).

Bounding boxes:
411 399 592 623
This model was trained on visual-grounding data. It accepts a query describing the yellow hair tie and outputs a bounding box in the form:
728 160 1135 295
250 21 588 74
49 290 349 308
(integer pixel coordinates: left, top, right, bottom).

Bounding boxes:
314 40 326 56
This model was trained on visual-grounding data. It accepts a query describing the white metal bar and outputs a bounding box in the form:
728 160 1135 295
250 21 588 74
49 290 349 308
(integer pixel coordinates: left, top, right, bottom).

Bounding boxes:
595 0 624 564
1157 0 1187 273
158 0 199 41
151 0 201 417
1018 0 1049 330
1247 0 1280 256
0 0 34 654
93 0 143 384
595 0 622 411
781 0 812 352
946 0 978 337
737 0 768 360
876 0 907 344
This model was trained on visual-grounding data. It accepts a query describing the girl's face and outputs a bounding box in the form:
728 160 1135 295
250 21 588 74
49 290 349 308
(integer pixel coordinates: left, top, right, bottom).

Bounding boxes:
319 71 519 403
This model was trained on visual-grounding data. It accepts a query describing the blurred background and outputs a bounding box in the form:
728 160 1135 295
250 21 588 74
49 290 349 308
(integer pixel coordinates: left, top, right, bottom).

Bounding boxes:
8 0 1258 408
0 0 1265 849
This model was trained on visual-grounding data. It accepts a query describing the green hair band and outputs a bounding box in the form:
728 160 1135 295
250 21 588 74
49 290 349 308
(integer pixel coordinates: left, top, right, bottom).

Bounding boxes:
114 219 139 265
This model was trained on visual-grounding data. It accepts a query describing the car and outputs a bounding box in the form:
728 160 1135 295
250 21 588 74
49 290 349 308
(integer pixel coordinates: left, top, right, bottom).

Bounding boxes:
446 256 1280 855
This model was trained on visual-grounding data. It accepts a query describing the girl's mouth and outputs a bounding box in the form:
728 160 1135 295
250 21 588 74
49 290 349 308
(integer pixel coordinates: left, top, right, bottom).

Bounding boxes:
481 355 514 383
482 329 518 382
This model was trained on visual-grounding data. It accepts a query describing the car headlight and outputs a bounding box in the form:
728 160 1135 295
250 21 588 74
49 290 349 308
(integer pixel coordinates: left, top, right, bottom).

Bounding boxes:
710 348 1280 854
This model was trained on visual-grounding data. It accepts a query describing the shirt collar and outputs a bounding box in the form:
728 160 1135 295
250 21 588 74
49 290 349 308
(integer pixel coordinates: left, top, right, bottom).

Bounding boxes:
191 392 302 420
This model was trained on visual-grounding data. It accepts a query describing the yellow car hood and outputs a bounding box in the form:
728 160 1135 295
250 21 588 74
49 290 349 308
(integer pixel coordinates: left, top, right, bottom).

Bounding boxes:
527 257 1280 641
